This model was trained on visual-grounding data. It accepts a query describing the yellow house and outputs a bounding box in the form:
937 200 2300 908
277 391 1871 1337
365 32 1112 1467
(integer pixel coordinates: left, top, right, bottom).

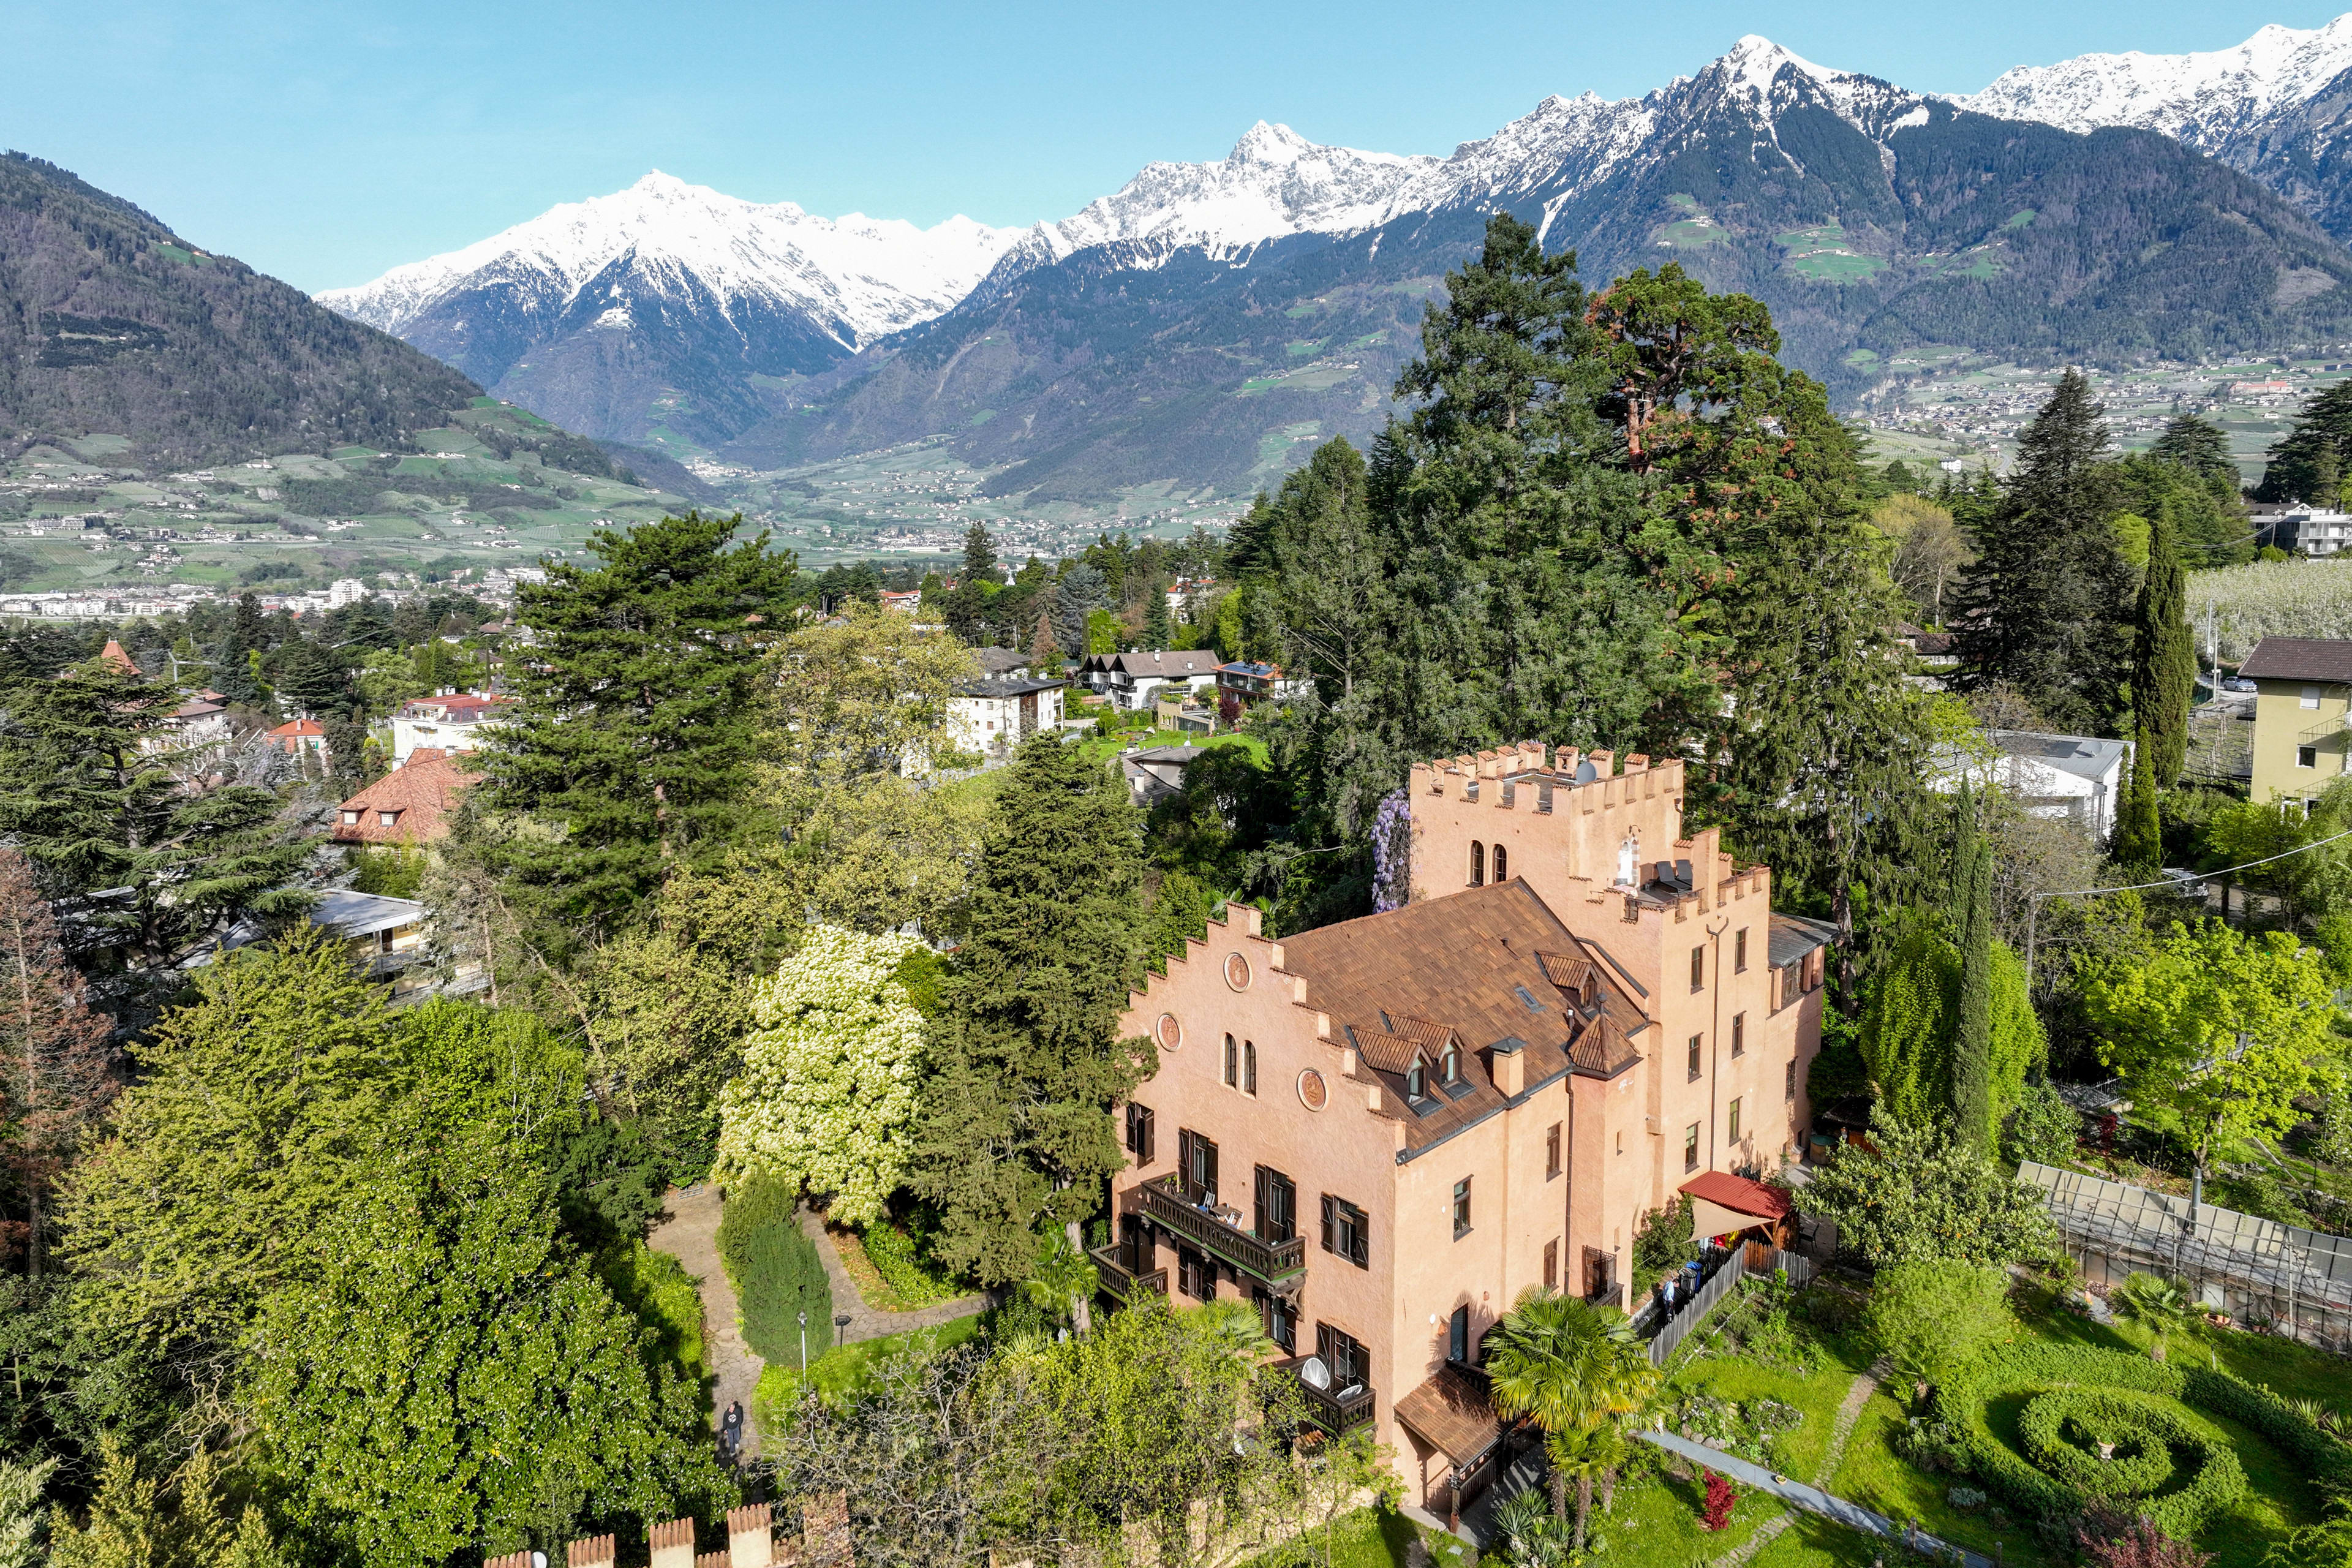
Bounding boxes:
2242 638 2352 807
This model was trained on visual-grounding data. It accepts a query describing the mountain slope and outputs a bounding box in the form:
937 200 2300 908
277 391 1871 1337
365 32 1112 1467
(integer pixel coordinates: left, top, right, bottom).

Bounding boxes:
1961 15 2352 240
0 152 487 469
320 134 1450 451
715 39 2352 503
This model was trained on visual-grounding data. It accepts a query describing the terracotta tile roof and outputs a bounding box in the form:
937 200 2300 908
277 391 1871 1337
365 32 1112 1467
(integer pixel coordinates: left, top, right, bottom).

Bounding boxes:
332 750 480 845
1392 1363 1504 1461
99 639 138 675
1278 881 1649 1155
2241 637 2352 684
264 718 325 753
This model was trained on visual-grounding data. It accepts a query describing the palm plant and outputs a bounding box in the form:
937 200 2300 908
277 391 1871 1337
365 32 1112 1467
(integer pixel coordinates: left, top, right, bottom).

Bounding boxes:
1483 1289 1662 1551
1025 1228 1101 1336
2111 1272 2192 1362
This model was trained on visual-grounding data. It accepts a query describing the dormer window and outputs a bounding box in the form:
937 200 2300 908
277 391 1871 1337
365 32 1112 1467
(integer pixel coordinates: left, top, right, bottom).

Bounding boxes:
1616 831 1639 887
1406 1062 1427 1100
1442 1044 1461 1084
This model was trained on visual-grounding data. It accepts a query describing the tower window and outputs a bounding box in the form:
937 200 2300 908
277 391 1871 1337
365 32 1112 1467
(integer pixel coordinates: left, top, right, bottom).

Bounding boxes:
1470 841 1485 886
1493 843 1508 882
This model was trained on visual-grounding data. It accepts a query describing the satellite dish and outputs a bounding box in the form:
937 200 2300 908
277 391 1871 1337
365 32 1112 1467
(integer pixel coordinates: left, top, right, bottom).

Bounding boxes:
1574 760 1597 783
532 1555 548 1568
1300 1355 1332 1390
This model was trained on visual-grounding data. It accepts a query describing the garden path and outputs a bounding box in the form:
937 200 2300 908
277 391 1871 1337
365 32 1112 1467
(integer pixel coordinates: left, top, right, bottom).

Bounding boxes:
1645 1404 1992 1568
1683 1356 1959 1568
648 1185 764 1461
798 1205 990 1345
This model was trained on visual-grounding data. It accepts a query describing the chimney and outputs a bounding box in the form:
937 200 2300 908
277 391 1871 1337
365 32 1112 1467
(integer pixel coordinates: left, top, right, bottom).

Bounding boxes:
1555 746 1581 775
1489 1038 1526 1096
570 1538 617 1568
727 1506 773 1568
1587 749 1615 778
1692 826 1721 909
650 1520 696 1568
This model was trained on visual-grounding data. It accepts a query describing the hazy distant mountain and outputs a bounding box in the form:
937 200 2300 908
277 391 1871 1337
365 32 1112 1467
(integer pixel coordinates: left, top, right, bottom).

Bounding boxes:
325 31 2352 504
1961 15 2352 240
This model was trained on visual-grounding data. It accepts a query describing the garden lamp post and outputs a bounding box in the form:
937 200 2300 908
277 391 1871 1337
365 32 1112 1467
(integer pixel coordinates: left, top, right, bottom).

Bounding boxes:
798 1310 807 1374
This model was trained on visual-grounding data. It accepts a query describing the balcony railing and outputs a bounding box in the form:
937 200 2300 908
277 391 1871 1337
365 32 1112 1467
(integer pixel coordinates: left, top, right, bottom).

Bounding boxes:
1089 1242 1167 1299
1274 1357 1376 1434
1138 1174 1306 1284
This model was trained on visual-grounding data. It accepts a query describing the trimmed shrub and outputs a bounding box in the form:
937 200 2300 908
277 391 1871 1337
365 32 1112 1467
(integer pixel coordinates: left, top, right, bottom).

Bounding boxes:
1933 1343 2295 1539
2016 1389 2185 1499
718 1172 835 1363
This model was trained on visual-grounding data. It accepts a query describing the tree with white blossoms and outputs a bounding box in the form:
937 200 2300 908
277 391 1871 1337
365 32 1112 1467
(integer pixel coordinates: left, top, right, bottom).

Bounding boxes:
715 924 928 1226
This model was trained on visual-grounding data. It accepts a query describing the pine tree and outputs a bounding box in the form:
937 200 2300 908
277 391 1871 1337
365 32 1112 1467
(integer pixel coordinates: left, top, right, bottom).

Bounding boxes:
906 733 1147 1284
1951 371 2132 735
1951 788 1995 1158
2258 380 2352 502
1143 582 1173 650
960 522 998 584
1028 610 1059 671
2132 505 2196 784
472 512 797 946
0 848 113 1277
0 655 310 994
2150 413 2237 488
2114 729 2163 870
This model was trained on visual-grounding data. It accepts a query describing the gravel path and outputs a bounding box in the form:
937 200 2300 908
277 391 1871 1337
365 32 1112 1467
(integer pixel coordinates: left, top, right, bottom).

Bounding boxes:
1691 1355 1904 1568
647 1185 764 1460
798 1205 989 1344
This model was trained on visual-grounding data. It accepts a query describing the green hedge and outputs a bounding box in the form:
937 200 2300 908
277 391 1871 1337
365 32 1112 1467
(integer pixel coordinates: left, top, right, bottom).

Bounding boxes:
1934 1343 2318 1536
717 1174 834 1365
2016 1389 2181 1498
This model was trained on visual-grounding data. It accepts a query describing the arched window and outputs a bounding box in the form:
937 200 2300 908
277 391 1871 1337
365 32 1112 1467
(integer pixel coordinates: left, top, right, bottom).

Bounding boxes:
1493 844 1509 883
1224 1033 1238 1087
1243 1039 1257 1095
1616 831 1640 887
1470 842 1485 886
1406 1062 1426 1099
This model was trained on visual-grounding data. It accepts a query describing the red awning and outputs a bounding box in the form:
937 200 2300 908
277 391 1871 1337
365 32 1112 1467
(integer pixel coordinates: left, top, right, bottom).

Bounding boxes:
1679 1170 1792 1221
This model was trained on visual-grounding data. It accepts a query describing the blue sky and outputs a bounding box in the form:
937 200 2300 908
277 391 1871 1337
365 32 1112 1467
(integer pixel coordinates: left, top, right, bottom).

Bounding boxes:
7 0 2350 292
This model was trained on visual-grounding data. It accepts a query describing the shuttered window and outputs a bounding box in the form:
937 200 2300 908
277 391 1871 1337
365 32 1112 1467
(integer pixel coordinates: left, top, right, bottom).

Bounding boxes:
1320 1194 1368 1267
1124 1103 1155 1164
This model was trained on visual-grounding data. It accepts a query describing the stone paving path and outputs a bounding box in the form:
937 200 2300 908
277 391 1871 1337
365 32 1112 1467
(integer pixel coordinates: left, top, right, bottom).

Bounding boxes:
1693 1356 1889 1568
1644 1361 1992 1568
646 1185 763 1460
797 1204 989 1345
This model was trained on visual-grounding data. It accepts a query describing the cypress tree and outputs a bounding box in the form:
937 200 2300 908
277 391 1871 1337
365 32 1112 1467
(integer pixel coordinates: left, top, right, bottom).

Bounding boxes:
907 731 1147 1284
2132 503 2196 785
2114 728 2163 870
1951 788 1995 1158
1950 371 2132 735
1143 580 1173 649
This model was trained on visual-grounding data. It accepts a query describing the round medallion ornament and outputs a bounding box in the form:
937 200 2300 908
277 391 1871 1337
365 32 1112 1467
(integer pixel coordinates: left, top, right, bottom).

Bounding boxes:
1297 1068 1329 1112
1155 1012 1183 1051
1224 952 1253 992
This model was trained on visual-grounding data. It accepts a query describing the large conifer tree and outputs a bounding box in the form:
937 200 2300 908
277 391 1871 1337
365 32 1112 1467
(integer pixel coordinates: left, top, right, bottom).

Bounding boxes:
1951 371 2132 735
2132 505 2196 783
472 512 796 946
907 732 1147 1284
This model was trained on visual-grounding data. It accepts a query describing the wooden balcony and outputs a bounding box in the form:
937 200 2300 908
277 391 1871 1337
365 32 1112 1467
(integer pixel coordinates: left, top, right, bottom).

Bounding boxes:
1137 1174 1306 1284
1089 1242 1167 1299
1275 1356 1376 1434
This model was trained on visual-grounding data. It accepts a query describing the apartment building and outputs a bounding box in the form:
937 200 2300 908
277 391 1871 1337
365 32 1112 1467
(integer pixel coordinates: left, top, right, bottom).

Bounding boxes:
2241 637 2352 807
1105 741 1830 1512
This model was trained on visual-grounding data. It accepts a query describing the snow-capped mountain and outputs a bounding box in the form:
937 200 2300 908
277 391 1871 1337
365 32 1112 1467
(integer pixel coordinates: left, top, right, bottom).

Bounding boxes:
1959 15 2352 238
1963 17 2352 144
319 172 1026 364
325 28 2352 466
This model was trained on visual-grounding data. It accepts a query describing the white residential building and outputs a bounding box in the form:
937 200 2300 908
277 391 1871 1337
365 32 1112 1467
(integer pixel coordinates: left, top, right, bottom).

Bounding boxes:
1932 729 2130 840
1077 649 1224 711
390 692 517 765
948 676 1066 756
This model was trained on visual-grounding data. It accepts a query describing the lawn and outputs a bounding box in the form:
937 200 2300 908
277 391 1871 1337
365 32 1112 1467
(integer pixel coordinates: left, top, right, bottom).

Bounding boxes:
1246 1507 1466 1568
1595 1273 2341 1568
753 1312 984 1437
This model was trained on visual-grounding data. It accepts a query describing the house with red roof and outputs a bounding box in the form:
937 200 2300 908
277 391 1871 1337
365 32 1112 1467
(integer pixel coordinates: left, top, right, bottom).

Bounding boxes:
332 749 479 845
263 718 328 758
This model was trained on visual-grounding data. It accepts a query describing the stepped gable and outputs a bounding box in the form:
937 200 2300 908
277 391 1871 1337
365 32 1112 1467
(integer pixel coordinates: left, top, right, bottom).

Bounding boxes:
1278 879 1648 1150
